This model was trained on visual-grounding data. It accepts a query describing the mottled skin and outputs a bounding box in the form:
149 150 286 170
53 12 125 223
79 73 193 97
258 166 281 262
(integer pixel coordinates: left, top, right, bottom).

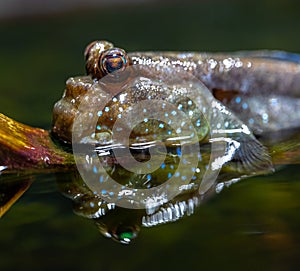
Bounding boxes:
130 51 300 98
53 45 300 144
129 51 300 134
51 41 300 243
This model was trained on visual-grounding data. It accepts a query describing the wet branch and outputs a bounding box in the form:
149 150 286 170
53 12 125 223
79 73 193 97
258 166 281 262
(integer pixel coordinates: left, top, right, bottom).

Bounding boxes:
0 113 74 173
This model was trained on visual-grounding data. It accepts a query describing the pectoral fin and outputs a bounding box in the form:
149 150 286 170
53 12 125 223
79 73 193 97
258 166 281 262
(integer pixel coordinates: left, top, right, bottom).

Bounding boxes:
209 100 274 175
226 137 274 174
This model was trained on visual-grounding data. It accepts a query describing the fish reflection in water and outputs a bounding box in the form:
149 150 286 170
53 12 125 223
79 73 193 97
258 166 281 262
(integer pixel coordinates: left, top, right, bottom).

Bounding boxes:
50 41 300 244
57 164 205 245
57 145 207 244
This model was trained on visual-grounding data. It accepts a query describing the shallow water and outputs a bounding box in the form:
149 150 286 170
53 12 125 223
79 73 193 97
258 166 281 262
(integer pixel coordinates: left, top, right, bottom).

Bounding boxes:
1 1 300 270
0 165 300 271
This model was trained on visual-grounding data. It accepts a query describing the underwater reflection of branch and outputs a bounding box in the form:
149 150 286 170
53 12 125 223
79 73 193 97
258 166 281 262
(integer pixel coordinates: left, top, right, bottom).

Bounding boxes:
0 175 34 218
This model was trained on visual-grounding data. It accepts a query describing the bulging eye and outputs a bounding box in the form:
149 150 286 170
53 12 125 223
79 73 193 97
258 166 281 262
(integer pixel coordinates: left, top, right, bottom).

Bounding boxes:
84 40 114 61
99 48 129 75
84 40 114 79
84 41 98 61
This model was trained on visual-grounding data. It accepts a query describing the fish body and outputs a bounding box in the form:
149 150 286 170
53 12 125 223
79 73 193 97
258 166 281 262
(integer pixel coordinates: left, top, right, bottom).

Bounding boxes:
129 51 300 135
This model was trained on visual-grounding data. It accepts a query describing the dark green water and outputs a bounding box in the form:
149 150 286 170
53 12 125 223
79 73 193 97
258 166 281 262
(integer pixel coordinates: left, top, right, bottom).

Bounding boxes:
1 166 300 271
0 1 300 270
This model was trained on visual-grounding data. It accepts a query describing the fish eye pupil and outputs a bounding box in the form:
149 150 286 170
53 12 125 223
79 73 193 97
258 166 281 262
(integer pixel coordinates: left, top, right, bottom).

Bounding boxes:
100 48 128 75
104 55 125 73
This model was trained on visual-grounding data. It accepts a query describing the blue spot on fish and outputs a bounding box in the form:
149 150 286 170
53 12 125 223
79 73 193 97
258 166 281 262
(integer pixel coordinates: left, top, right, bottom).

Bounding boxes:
248 118 254 125
262 113 269 123
235 97 241 104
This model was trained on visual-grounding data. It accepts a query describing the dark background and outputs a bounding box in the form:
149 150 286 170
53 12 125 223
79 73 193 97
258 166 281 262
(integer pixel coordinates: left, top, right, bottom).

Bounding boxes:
0 0 300 127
